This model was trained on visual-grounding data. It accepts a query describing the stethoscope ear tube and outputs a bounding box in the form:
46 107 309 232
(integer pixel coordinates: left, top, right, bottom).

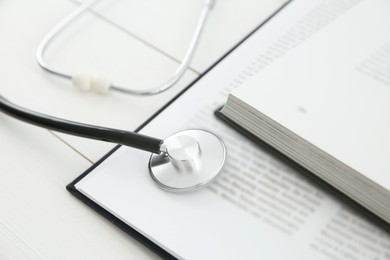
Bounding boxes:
0 95 163 154
36 0 215 95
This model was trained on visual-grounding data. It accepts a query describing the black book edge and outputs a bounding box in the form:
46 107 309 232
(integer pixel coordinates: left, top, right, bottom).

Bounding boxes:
66 1 295 258
215 108 390 233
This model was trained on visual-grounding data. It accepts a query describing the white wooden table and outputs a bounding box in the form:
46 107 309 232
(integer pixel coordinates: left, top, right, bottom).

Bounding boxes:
0 0 285 258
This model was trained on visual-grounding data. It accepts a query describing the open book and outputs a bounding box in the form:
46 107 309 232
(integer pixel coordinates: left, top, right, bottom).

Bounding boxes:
68 0 390 258
220 0 390 224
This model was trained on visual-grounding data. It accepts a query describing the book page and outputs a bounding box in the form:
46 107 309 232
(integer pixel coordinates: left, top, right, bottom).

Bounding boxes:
231 0 390 189
75 0 390 258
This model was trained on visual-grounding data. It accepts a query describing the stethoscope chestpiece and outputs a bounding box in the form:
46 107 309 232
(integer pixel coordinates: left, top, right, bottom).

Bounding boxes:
149 129 226 193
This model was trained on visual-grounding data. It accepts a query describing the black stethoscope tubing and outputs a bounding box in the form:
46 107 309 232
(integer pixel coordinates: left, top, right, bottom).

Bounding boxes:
1 94 228 193
0 95 163 154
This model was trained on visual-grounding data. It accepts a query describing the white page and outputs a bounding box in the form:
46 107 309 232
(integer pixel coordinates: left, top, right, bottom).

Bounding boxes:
75 0 390 258
232 0 390 189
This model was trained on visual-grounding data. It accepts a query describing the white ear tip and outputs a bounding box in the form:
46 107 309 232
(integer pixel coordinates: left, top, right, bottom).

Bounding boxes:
71 75 110 94
91 77 110 94
72 74 92 91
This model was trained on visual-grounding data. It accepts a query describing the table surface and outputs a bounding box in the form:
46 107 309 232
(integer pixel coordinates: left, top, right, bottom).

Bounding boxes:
0 0 286 258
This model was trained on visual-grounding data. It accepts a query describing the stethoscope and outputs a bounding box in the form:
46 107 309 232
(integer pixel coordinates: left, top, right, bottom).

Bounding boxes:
0 95 226 192
1 0 226 192
36 0 215 95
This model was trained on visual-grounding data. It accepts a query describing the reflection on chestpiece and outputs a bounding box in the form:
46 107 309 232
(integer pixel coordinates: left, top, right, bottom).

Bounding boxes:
149 130 226 193
163 135 202 173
